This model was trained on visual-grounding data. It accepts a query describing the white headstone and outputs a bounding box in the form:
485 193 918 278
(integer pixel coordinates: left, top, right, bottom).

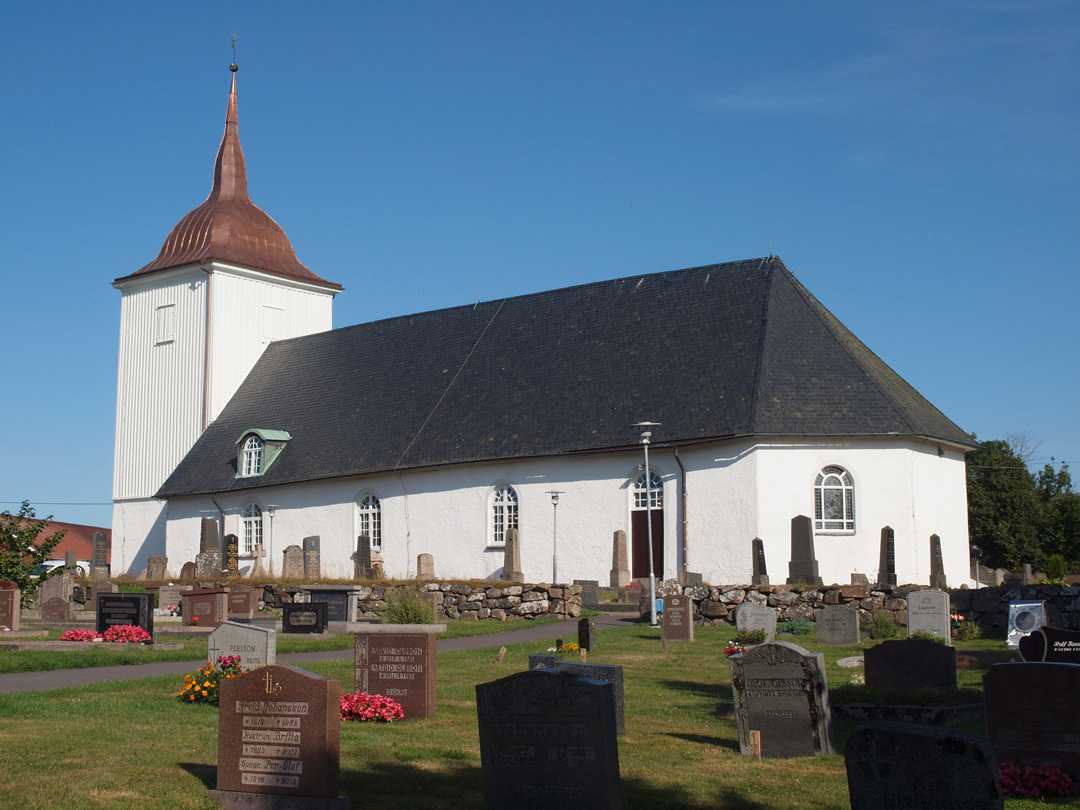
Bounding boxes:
907 590 951 643
735 603 778 641
207 620 276 671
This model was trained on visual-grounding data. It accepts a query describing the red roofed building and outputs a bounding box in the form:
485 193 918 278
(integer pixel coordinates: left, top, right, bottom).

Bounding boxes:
37 520 111 567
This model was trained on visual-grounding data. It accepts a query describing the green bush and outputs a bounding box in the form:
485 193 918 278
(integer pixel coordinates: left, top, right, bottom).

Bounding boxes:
868 611 899 640
384 589 435 625
778 618 812 636
1044 553 1069 586
734 629 766 646
909 630 946 644
954 619 982 641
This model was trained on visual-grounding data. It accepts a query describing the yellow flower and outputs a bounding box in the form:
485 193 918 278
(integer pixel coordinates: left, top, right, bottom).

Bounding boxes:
201 690 208 697
203 680 211 687
188 695 195 701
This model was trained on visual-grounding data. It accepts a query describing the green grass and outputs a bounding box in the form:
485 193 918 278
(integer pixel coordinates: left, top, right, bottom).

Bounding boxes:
0 624 1063 809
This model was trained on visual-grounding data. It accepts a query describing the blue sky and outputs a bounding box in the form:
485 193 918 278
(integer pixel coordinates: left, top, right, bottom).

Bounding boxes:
1 1 1077 527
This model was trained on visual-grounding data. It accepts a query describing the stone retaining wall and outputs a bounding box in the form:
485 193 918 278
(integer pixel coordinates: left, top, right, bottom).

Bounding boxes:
351 582 584 621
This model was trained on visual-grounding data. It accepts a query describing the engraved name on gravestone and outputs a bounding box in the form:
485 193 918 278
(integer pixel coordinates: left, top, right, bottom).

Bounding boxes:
225 534 240 578
282 603 328 634
662 594 694 641
354 624 445 719
212 665 344 806
91 531 109 578
96 591 155 634
730 641 832 759
302 536 320 581
476 670 623 809
907 590 951 643
0 583 21 631
846 725 1003 810
282 546 304 580
209 621 277 671
752 537 769 586
985 662 1080 779
865 639 957 692
528 656 626 735
1019 626 1080 663
1007 601 1046 648
816 605 860 645
183 589 228 628
735 603 777 642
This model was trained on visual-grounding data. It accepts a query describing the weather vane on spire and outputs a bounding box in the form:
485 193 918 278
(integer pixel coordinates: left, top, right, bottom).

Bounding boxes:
230 33 239 72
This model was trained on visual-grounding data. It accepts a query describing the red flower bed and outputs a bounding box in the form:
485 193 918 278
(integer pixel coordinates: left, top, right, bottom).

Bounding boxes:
999 762 1074 799
102 624 152 644
340 691 405 723
60 629 100 642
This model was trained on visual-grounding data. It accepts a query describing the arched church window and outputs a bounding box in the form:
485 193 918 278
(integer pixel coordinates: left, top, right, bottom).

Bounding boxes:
358 495 382 551
491 486 518 546
242 504 262 556
814 466 855 531
241 435 264 477
633 471 663 510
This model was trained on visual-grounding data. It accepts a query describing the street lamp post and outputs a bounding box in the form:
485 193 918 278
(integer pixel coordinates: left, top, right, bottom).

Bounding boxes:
633 422 662 627
547 491 564 584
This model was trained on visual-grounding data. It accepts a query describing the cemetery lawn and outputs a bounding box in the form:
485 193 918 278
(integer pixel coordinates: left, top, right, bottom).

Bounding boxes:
0 617 558 674
0 625 1059 810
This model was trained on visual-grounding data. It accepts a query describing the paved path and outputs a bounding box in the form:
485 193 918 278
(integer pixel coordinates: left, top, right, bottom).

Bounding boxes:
0 613 639 695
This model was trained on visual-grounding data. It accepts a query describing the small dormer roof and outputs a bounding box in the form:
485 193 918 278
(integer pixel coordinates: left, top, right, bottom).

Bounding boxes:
236 428 292 445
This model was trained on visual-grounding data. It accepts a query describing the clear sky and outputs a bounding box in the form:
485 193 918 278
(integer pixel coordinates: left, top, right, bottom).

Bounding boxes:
1 1 1077 528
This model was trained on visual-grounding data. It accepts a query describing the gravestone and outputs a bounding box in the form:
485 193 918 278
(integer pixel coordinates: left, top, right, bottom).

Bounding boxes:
846 725 1002 810
302 536 321 580
179 561 197 581
353 623 446 719
730 641 832 758
786 515 822 585
907 590 951 643
40 572 74 604
684 572 703 587
1022 563 1035 585
352 535 372 579
928 534 947 590
146 555 167 581
65 550 77 570
208 621 277 671
196 551 222 579
578 616 594 651
851 573 870 586
42 597 71 623
157 585 191 613
416 552 434 581
575 579 600 608
609 529 630 589
224 535 240 577
282 545 304 579
735 603 777 641
89 581 118 611
1018 626 1080 664
816 604 860 645
528 656 626 735
182 588 228 628
476 669 623 809
1007 600 1046 648
91 531 109 578
503 527 523 582
865 639 956 691
96 591 154 639
200 516 220 553
877 526 897 587
662 594 694 641
211 665 346 807
227 587 260 621
752 537 769 586
283 603 328 634
304 586 358 623
0 583 21 631
985 662 1080 778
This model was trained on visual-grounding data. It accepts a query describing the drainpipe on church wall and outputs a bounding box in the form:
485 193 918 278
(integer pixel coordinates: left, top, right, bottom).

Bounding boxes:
674 448 688 583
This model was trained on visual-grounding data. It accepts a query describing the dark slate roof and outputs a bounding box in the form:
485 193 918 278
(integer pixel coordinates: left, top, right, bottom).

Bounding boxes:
158 256 974 497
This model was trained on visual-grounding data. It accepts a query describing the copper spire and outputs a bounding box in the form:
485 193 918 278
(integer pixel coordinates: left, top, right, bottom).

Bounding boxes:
121 65 341 290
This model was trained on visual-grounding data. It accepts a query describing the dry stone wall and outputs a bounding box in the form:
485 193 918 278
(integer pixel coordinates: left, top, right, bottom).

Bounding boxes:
350 582 583 621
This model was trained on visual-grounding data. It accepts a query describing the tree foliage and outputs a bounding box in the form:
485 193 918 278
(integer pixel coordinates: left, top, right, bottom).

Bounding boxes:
0 500 65 605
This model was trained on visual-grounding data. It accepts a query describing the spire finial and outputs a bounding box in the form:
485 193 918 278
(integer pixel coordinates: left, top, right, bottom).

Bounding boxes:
230 33 239 72
211 42 248 201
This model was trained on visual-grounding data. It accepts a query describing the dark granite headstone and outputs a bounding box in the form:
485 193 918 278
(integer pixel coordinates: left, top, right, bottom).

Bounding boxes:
846 724 1002 809
0 584 21 631
283 603 328 634
574 579 600 608
816 605 860 645
41 596 71 623
225 534 240 577
146 555 167 581
752 537 769 586
865 639 957 691
1007 600 1046 648
182 589 228 628
212 665 344 805
578 617 595 651
354 626 442 719
476 670 623 809
1019 626 1080 664
929 534 947 590
304 588 356 623
528 656 626 735
96 591 154 635
199 517 220 554
786 515 822 585
89 581 118 610
353 535 372 579
877 526 897 587
179 561 197 581
730 641 831 758
91 531 109 579
985 662 1080 778
662 594 694 641
302 536 321 580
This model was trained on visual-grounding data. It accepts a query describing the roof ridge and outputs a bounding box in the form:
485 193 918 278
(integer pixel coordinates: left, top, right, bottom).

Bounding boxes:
748 256 777 433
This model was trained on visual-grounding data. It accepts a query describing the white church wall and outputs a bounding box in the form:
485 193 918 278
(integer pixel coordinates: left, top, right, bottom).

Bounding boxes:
111 498 167 576
911 443 971 587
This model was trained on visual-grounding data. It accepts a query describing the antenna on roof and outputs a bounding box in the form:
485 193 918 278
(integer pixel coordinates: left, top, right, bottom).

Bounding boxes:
230 33 239 72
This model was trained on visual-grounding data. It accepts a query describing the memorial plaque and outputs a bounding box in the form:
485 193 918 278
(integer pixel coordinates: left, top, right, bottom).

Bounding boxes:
662 594 694 641
196 551 222 579
179 561 197 581
97 591 154 635
225 534 240 577
283 603 328 634
730 641 832 759
1019 626 1080 663
41 597 72 623
302 536 321 580
907 590 951 643
816 605 860 645
846 724 1003 810
865 639 956 691
228 587 260 621
574 579 600 608
183 589 228 628
282 546 304 580
146 555 168 581
735 603 777 642
91 531 109 578
213 665 343 803
0 584 21 631
985 662 1080 778
209 621 277 671
353 625 445 719
1007 600 1046 648
476 669 623 809
528 656 626 735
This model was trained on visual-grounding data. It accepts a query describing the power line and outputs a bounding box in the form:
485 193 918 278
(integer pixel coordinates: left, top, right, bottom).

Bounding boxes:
0 500 112 506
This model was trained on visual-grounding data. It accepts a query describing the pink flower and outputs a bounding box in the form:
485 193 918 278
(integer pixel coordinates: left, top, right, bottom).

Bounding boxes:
102 624 152 644
999 762 1074 798
60 629 101 642
340 691 405 723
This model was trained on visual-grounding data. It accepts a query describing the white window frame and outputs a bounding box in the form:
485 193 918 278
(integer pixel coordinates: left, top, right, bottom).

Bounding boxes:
357 494 382 551
632 471 664 511
153 304 176 345
241 503 262 557
241 435 264 477
489 485 518 547
814 465 855 533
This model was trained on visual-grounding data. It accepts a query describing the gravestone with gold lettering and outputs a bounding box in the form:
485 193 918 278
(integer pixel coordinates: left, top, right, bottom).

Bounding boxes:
662 594 694 641
210 665 346 808
353 623 446 719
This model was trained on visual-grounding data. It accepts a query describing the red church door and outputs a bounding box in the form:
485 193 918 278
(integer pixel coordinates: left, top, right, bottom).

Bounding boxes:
631 509 664 579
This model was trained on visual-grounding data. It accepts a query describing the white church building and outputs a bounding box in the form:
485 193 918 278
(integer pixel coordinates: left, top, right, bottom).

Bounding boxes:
112 68 975 587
